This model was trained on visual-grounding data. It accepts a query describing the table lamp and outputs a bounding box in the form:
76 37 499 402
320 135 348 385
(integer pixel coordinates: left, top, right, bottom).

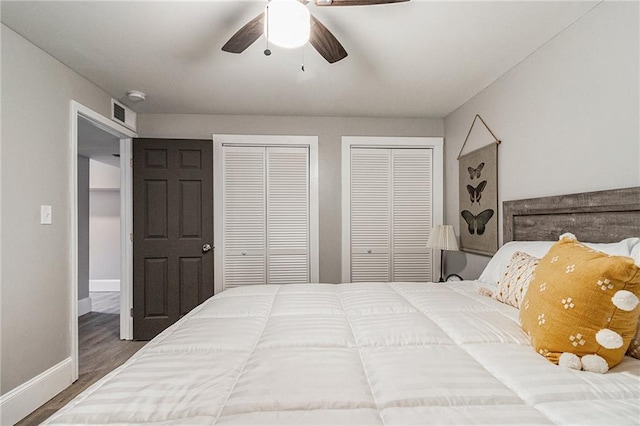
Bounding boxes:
426 225 459 282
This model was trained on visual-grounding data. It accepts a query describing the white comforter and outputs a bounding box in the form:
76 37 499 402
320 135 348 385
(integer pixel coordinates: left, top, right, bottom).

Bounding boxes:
46 282 640 425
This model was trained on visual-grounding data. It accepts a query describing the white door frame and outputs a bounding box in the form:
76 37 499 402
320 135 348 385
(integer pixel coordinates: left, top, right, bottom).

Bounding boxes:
69 101 137 381
213 134 319 295
341 136 444 283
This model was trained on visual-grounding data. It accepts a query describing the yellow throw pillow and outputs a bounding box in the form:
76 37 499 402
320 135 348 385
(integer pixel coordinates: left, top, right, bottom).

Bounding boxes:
493 251 539 308
519 233 640 373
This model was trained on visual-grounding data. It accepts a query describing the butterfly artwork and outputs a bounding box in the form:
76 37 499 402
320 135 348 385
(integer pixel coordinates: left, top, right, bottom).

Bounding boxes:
460 209 495 235
466 180 487 205
458 142 498 254
468 163 484 180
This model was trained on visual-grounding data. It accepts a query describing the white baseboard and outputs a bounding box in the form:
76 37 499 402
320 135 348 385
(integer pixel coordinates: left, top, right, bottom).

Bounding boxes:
78 296 92 316
0 358 72 425
90 279 120 292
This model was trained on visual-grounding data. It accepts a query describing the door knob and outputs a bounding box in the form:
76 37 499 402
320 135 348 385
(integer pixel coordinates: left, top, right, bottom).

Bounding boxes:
367 249 372 254
202 244 212 253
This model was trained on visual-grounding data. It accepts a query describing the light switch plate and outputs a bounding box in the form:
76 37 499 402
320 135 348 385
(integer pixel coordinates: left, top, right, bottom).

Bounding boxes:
41 205 52 225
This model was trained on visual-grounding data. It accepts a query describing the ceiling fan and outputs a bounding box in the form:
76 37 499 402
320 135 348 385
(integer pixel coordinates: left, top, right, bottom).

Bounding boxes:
222 0 409 64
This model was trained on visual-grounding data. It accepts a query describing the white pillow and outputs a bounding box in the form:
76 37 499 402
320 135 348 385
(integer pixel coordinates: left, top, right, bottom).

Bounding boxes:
478 237 639 288
631 242 640 266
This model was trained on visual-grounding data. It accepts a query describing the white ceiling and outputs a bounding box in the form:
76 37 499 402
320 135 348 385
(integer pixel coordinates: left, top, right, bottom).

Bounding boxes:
2 1 598 118
78 116 121 167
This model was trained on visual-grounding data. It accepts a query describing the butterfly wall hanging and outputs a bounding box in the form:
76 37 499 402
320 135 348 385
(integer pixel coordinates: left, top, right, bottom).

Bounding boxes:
456 114 501 256
461 209 494 235
468 163 484 180
467 180 487 204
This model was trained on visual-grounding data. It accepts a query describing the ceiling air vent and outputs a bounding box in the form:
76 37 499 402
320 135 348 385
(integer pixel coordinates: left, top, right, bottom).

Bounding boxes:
111 99 137 132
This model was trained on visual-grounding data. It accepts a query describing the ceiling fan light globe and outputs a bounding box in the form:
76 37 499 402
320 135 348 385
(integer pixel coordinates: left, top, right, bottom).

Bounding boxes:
265 0 310 49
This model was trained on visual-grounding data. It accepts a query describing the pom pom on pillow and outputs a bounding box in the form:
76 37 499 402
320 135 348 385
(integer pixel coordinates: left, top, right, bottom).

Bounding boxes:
581 354 609 374
558 352 582 370
519 234 640 373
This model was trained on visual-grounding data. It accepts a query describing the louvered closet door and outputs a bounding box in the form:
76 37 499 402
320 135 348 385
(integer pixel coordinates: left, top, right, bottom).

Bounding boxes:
222 146 266 289
350 148 391 282
222 145 310 290
267 147 310 284
392 149 432 281
350 147 433 283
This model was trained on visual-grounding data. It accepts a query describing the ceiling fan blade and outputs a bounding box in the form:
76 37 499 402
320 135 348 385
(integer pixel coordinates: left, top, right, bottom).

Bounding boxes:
314 0 409 6
309 15 348 64
222 12 265 54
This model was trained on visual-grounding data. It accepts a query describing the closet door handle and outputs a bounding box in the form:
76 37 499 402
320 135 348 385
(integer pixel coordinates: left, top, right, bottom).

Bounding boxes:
367 249 372 254
202 244 212 253
242 251 247 256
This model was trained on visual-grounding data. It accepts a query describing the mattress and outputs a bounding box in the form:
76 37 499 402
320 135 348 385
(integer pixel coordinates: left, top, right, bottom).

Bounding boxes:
46 282 640 425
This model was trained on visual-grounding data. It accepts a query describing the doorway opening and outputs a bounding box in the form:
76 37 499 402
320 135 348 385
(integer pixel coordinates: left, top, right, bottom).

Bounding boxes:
70 101 137 381
77 120 123 376
78 120 122 313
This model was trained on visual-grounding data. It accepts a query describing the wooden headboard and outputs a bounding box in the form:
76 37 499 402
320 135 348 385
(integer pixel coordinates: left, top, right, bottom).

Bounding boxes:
503 187 640 243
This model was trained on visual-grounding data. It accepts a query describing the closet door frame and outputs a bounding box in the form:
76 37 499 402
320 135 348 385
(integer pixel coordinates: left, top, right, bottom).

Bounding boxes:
341 137 444 283
213 134 319 294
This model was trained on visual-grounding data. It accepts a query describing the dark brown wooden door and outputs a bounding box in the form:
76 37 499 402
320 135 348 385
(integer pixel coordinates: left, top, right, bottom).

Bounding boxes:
133 138 214 340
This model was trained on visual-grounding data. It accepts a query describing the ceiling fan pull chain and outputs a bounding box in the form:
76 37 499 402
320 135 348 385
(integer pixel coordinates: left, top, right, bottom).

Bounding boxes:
264 3 272 56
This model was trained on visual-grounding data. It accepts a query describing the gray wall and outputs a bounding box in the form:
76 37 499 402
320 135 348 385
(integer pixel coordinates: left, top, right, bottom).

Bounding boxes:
1 25 114 394
90 191 120 281
78 156 90 301
89 161 121 282
89 158 120 189
138 115 445 283
443 1 640 280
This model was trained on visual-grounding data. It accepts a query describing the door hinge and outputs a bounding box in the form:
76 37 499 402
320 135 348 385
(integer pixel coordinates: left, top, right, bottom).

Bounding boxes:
130 232 133 242
130 307 134 317
130 158 133 168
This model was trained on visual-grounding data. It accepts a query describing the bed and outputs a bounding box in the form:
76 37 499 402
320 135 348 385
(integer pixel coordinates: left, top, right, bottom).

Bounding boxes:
46 187 640 425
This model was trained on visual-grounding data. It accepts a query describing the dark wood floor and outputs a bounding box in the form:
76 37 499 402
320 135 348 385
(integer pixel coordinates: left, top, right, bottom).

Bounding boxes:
17 293 146 425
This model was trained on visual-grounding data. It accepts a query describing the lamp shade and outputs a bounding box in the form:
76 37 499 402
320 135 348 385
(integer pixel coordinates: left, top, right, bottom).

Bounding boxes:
265 0 310 49
426 225 459 251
